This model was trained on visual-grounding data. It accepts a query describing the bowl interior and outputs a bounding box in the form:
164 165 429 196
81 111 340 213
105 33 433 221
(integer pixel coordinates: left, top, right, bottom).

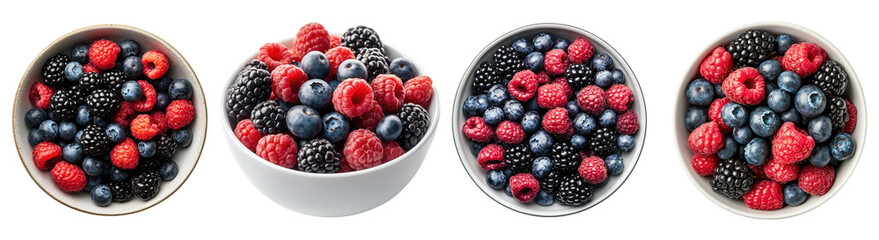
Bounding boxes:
453 23 646 216
13 24 206 216
674 22 865 219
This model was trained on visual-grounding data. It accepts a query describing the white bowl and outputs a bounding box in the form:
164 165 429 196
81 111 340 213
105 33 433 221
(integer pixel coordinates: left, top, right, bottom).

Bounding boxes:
675 22 865 219
12 24 207 216
222 39 439 217
453 23 646 216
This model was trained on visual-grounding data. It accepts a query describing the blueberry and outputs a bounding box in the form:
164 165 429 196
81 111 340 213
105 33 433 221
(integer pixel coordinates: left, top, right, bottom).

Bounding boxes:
62 143 84 164
462 95 489 117
388 58 418 81
488 84 508 106
809 144 831 167
532 156 552 178
685 106 708 131
93 115 108 127
74 130 83 144
714 84 726 98
469 141 486 156
686 79 715 106
571 135 587 149
58 122 77 141
110 166 129 182
486 169 506 190
503 100 524 121
38 120 58 141
84 175 103 192
274 98 293 112
121 56 143 78
25 108 47 128
172 128 193 147
830 132 855 161
783 183 807 206
47 111 59 122
780 107 800 124
505 185 513 197
767 89 791 112
300 51 330 79
512 37 534 55
121 80 143 102
138 141 157 158
321 112 349 143
528 130 553 156
765 82 778 94
721 102 748 128
521 111 541 134
534 191 554 206
807 116 833 143
564 101 580 118
155 93 170 110
524 52 544 72
777 71 802 93
169 79 194 100
795 85 826 118
90 184 112 207
375 114 401 142
105 123 125 143
733 127 753 145
159 161 179 181
71 43 90 63
64 62 83 82
28 129 41 146
758 60 783 81
286 105 322 139
337 59 368 80
525 97 540 111
776 34 795 55
298 79 333 109
610 69 626 84
590 53 614 71
588 71 611 89
154 77 174 93
599 109 617 127
532 33 553 52
618 134 635 152
118 39 140 58
749 107 779 138
553 38 570 51
483 106 504 126
605 154 624 176
573 113 598 135
717 136 737 160
82 157 105 177
744 138 769 166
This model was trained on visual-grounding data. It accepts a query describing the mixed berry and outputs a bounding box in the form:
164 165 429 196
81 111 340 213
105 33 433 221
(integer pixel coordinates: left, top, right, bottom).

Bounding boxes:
227 22 433 173
26 38 195 207
463 32 640 206
685 29 857 211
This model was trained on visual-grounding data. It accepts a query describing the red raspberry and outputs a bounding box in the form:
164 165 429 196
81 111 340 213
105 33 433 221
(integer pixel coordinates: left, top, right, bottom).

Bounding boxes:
606 84 633 112
509 173 540 202
83 63 101 74
842 99 857 133
338 157 354 173
496 120 525 144
743 180 784 211
567 37 594 64
271 64 308 104
699 47 733 84
798 165 835 196
576 85 606 115
113 101 137 127
537 83 567 109
615 110 639 135
403 76 433 108
150 111 170 135
371 74 404 113
691 154 718 176
578 156 607 184
771 122 815 164
688 122 724 155
50 161 87 192
553 77 572 98
33 142 62 170
330 34 341 48
543 49 569 75
764 157 799 183
477 144 506 171
354 101 384 131
535 71 551 85
749 164 768 180
782 42 827 77
381 141 404 164
325 46 356 80
707 97 733 133
88 39 120 70
29 81 53 109
344 129 384 170
256 134 298 168
130 114 160 140
462 117 494 143
166 100 195 130
141 50 170 80
110 138 139 169
235 119 262 152
293 22 331 59
508 70 538 101
133 80 156 112
542 107 572 135
722 67 765 105
333 78 374 118
258 43 293 72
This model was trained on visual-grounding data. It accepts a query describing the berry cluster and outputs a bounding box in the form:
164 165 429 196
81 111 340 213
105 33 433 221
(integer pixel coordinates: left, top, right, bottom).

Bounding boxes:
228 22 433 173
26 39 195 207
463 33 639 206
686 29 857 210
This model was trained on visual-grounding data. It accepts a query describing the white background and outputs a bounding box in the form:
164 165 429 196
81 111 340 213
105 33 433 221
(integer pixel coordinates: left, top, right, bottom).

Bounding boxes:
1 0 876 239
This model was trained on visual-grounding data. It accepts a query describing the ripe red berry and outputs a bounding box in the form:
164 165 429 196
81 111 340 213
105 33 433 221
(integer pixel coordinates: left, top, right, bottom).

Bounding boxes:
763 157 799 183
50 161 87 192
141 50 170 80
743 180 784 211
537 83 567 109
371 74 404 113
403 76 433 108
700 47 733 84
508 70 538 102
567 37 594 64
33 141 62 170
133 80 157 112
509 173 540 202
381 141 404 164
293 22 332 59
606 84 633 112
771 122 815 164
842 99 857 133
542 107 571 135
691 154 718 176
130 114 160 141
722 67 765 105
688 122 724 156
325 46 356 80
782 42 826 77
576 85 606 115
462 117 493 143
353 101 384 132
165 100 195 130
111 138 139 169
543 49 569 75
707 97 733 133
578 156 607 184
495 120 525 144
477 144 506 171
271 64 308 104
88 39 120 70
258 43 294 72
615 110 640 135
256 134 299 169
234 119 262 152
798 165 835 196
343 129 384 170
113 101 137 127
332 78 374 118
29 81 53 109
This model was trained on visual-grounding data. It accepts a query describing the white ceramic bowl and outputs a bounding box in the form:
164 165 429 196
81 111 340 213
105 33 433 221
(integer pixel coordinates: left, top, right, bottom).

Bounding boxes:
13 24 207 216
453 23 646 216
675 22 865 219
222 39 439 217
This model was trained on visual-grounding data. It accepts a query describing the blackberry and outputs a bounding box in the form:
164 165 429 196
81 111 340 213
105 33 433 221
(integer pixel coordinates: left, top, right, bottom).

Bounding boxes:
356 47 389 81
549 142 579 171
135 156 163 174
504 143 534 173
42 54 70 88
397 103 430 150
296 138 342 173
108 181 133 202
556 173 594 206
101 69 127 93
155 133 178 159
539 170 564 194
250 101 287 135
710 159 755 199
226 67 272 121
471 62 500 94
77 72 103 93
48 88 80 120
810 59 847 96
565 63 595 89
340 25 384 56
79 124 109 156
131 171 161 200
492 45 523 82
726 29 777 67
242 59 269 73
590 127 618 157
827 96 848 130
86 89 120 118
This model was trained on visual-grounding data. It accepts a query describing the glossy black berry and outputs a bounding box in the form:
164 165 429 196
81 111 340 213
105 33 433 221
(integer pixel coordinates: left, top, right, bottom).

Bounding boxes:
131 171 161 200
811 59 847 96
472 62 501 95
565 63 595 89
710 159 755 199
340 25 383 56
297 138 341 173
42 54 70 88
549 142 579 171
226 65 272 121
556 173 593 206
356 48 389 81
79 124 109 157
726 29 777 67
250 101 287 135
397 103 429 150
505 143 534 174
86 89 120 118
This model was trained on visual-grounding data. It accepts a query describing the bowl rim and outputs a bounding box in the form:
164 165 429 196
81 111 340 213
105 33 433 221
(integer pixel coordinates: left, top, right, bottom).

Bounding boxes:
219 38 441 179
674 21 866 219
452 23 646 217
12 24 208 216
